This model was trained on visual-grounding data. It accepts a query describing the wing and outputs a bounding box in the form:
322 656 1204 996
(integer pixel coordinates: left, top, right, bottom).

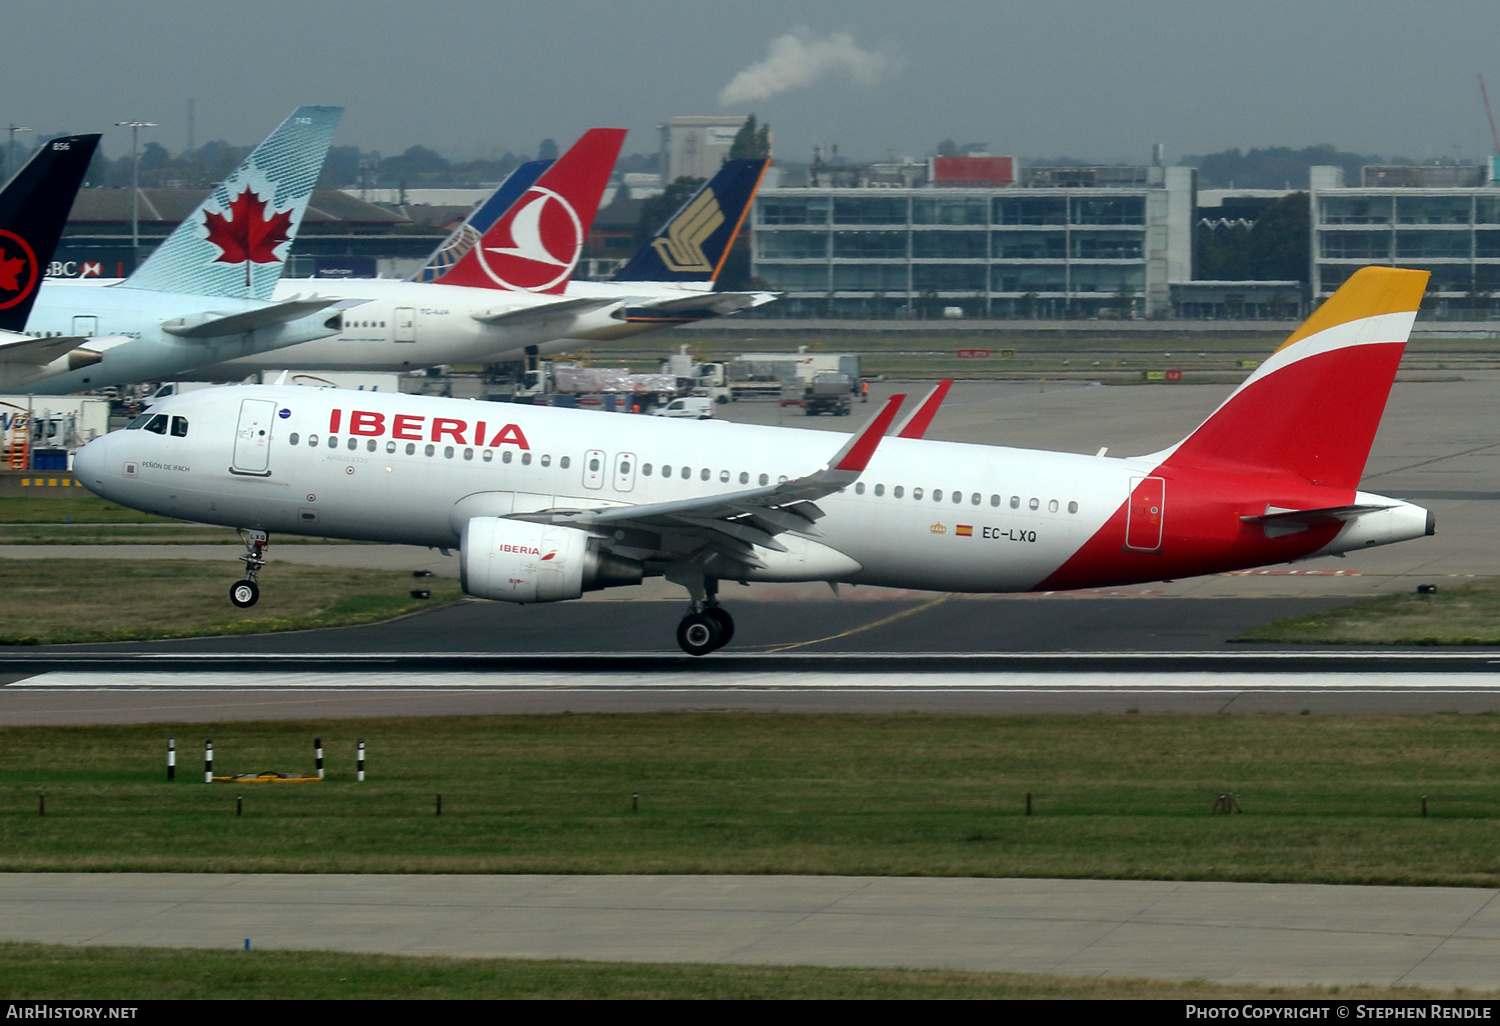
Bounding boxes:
512 393 906 571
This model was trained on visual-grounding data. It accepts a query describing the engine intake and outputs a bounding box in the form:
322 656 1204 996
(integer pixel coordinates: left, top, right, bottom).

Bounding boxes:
460 517 642 603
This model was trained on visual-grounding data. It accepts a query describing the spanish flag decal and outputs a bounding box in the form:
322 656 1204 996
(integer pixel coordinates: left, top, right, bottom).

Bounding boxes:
956 524 973 537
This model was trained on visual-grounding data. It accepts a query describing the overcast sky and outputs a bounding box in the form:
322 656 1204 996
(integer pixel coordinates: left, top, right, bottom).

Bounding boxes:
9 1 1500 166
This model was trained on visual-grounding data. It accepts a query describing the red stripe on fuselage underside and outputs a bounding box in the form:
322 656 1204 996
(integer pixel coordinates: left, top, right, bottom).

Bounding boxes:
1036 467 1352 592
1163 341 1406 491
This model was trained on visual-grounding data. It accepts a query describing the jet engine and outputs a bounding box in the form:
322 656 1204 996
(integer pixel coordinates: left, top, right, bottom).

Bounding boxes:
460 517 642 603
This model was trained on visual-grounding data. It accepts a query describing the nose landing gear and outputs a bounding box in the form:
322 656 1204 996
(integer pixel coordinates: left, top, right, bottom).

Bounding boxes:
230 530 269 608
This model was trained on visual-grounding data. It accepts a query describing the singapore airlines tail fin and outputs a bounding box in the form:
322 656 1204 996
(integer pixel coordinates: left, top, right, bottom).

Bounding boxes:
437 128 626 295
1158 266 1428 490
412 159 552 283
612 158 770 284
0 133 100 332
121 105 343 300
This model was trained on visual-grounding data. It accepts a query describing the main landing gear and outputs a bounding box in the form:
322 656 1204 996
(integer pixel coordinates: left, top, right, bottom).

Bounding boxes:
230 530 269 608
674 577 735 656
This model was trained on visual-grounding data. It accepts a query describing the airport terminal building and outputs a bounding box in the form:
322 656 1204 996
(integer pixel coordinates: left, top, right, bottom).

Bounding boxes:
750 161 1197 319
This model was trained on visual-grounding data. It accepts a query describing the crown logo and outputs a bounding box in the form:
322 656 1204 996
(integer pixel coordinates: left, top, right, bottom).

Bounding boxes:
929 522 947 534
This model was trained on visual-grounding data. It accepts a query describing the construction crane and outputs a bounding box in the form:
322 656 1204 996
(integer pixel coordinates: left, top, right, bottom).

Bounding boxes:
1478 74 1500 157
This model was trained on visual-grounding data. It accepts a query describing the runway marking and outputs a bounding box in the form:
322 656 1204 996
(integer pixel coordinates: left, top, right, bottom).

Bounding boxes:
756 594 952 653
13 670 1500 693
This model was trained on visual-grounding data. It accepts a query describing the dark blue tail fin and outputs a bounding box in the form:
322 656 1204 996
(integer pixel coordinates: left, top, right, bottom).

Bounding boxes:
413 159 552 283
613 158 768 283
0 134 100 332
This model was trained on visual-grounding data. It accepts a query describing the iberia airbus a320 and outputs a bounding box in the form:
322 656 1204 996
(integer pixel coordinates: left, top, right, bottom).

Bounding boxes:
74 267 1435 654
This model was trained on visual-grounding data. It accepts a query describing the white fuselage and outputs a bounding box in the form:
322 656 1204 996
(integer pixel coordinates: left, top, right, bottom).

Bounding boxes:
71 385 1432 596
19 280 340 394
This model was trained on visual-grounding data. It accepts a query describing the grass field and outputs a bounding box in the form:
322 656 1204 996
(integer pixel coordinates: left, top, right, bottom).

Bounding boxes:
4 713 1499 884
1241 578 1500 645
0 559 462 644
0 942 1459 1000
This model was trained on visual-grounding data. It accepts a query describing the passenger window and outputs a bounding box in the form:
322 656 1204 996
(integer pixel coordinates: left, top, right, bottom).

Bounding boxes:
894 486 904 498
444 446 454 458
1010 496 1020 509
289 433 300 446
560 455 570 469
874 484 885 496
970 493 980 505
366 439 376 452
464 448 473 461
347 438 358 451
308 434 319 446
328 436 338 448
1049 499 1059 512
503 451 513 464
701 468 711 482
620 460 630 474
855 482 865 495
1068 501 1078 514
933 489 943 502
759 474 769 486
482 450 493 462
643 464 653 476
913 488 923 500
144 415 168 435
778 475 788 484
661 464 671 477
739 472 749 484
681 467 690 480
521 453 532 466
170 416 189 438
541 454 551 467
386 441 396 454
424 444 435 456
405 443 416 455
990 494 1000 507
589 457 601 472
953 492 963 504
719 470 729 483
1029 498 1040 511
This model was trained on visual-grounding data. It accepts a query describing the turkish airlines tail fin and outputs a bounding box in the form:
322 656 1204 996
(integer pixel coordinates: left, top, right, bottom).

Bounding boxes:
437 128 625 295
122 105 342 301
412 159 552 283
0 133 99 332
1160 266 1428 490
613 158 769 284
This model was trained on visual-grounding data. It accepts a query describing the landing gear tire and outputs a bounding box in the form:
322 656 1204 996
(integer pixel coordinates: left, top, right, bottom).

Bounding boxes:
676 612 723 656
702 606 734 647
230 580 260 608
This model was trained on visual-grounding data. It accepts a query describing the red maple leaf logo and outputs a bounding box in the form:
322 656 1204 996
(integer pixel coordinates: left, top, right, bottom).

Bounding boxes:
0 254 25 292
202 187 294 265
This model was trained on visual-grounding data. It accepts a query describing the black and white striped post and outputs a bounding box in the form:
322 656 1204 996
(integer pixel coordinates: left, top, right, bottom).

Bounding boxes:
167 738 175 782
356 739 365 782
314 737 324 780
204 739 213 783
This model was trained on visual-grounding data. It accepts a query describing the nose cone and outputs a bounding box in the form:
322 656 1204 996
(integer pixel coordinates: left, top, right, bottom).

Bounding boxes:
71 435 109 495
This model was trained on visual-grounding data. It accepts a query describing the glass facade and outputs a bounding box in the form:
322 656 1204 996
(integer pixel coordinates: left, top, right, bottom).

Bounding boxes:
753 179 1184 318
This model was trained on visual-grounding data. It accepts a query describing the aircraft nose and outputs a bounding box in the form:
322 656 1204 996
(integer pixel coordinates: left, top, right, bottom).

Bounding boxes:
71 435 109 491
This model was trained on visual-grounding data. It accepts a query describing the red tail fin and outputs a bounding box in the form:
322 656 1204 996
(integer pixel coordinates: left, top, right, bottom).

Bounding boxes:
439 128 626 294
1160 267 1428 490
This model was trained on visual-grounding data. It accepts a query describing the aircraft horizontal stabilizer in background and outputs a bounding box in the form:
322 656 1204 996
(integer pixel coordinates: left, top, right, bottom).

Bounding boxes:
75 266 1434 655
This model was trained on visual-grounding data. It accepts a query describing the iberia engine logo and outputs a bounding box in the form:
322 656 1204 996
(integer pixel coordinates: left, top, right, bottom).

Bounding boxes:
0 230 39 311
474 186 583 292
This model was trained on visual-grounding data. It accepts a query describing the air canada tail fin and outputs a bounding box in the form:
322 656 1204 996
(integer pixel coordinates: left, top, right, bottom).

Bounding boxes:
438 128 625 295
613 158 769 283
412 159 552 283
122 105 342 300
1159 266 1429 490
0 134 100 332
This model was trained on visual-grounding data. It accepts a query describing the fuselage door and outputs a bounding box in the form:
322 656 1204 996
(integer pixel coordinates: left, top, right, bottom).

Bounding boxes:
1125 476 1165 551
583 449 605 490
231 398 277 476
613 451 636 493
394 307 416 342
72 315 97 335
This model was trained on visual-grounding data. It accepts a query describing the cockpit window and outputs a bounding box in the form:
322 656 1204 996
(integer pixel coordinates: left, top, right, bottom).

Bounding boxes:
143 414 169 435
125 413 153 430
170 416 189 438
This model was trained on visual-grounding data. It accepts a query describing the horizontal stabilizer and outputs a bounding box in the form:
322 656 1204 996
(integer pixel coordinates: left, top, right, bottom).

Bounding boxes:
0 332 89 365
471 297 622 327
161 297 343 339
1240 503 1394 539
629 292 775 317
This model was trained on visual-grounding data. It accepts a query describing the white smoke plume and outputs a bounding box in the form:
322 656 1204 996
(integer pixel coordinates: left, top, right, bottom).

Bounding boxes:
719 29 900 106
